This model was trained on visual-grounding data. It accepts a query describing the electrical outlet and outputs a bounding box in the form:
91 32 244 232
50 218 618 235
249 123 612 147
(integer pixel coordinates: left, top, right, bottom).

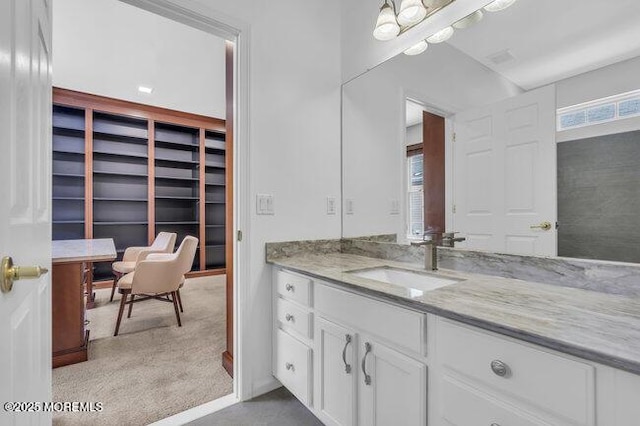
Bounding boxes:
390 199 400 215
327 197 336 215
345 198 354 215
256 194 274 215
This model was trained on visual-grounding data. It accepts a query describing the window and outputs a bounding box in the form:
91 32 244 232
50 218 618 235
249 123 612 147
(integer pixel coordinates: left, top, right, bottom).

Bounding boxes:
407 152 423 240
557 89 640 131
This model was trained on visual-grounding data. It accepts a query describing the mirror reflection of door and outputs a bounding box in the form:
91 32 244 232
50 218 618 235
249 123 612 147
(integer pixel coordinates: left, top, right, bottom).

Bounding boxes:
406 100 445 241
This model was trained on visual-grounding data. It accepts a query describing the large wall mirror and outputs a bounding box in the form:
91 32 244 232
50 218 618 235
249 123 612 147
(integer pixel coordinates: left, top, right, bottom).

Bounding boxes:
342 0 640 264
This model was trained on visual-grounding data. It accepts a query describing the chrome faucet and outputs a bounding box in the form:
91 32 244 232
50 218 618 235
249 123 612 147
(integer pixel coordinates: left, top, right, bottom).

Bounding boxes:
442 232 466 248
411 232 440 271
411 231 466 271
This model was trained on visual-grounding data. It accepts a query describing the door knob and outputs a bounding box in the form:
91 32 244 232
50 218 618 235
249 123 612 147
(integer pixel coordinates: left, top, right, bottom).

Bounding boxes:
1 256 49 293
530 221 552 231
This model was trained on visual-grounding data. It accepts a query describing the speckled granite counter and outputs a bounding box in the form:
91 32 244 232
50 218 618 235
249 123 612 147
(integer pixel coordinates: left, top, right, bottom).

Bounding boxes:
267 252 640 375
52 238 117 264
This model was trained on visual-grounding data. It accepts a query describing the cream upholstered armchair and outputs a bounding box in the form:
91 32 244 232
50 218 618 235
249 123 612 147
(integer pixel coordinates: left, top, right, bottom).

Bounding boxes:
113 236 198 336
110 232 177 302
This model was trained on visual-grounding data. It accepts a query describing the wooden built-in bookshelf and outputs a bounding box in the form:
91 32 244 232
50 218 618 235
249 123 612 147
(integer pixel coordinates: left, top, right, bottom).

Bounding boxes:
52 88 228 287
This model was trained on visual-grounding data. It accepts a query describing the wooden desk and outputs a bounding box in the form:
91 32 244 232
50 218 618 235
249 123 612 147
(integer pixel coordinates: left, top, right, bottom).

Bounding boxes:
52 239 116 368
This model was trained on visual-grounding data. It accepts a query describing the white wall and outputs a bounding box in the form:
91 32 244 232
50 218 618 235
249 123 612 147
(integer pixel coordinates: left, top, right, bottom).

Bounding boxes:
556 56 640 142
134 0 342 399
341 0 492 82
53 0 226 118
406 123 422 145
343 43 521 239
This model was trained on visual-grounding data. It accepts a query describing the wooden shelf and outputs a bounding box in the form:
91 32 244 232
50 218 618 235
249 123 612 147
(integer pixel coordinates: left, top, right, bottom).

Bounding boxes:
53 220 85 224
205 162 226 169
93 170 148 178
53 149 85 156
154 139 199 151
53 197 84 201
155 175 199 182
155 157 199 168
94 198 148 202
156 196 200 201
156 221 199 225
93 150 148 160
94 221 148 226
53 173 85 178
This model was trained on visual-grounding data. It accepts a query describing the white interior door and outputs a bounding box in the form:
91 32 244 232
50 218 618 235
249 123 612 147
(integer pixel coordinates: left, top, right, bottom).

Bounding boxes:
0 0 53 424
453 85 557 256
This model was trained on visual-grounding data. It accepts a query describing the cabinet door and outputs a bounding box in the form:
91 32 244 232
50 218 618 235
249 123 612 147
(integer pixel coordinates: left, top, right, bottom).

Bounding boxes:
315 317 358 426
358 337 427 426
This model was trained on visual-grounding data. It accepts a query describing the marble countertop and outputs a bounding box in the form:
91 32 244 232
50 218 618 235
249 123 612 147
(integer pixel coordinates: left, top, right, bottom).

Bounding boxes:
268 252 640 375
52 239 117 264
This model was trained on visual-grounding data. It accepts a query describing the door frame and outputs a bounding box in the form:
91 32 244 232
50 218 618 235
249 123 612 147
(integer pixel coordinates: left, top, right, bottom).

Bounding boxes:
400 90 455 241
116 0 251 420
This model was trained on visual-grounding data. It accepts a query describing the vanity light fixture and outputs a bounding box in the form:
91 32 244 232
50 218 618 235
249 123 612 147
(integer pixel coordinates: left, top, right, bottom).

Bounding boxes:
484 0 518 12
404 39 428 56
426 26 454 43
397 0 427 26
452 9 484 29
373 0 401 41
138 85 153 94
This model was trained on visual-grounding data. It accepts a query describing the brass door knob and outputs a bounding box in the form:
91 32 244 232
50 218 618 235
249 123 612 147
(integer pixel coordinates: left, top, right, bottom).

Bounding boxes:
530 221 552 231
1 256 49 293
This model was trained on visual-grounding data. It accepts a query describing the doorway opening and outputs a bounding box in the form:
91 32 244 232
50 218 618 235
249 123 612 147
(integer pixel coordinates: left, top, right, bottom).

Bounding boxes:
405 98 446 242
50 0 238 424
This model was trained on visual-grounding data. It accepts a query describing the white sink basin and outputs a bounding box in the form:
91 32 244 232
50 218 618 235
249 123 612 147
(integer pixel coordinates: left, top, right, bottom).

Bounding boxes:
349 267 459 292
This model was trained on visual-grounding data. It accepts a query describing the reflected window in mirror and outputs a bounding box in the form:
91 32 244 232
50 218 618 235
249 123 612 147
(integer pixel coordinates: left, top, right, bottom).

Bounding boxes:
407 146 423 240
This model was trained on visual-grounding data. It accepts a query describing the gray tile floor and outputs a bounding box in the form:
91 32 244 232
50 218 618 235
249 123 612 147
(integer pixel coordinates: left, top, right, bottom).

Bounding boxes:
187 387 323 426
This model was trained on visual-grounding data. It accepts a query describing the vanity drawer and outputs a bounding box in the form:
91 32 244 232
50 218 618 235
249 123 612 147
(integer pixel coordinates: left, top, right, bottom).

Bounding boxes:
315 282 425 355
276 269 313 307
441 375 550 426
277 297 313 340
437 319 595 425
274 329 312 406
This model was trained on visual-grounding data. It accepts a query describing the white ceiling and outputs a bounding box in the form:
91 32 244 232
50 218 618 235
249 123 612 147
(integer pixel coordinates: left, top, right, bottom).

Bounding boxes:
446 0 640 90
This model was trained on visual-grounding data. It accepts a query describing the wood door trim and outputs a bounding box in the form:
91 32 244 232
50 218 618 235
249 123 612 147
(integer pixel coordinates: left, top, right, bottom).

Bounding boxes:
53 87 225 132
223 40 235 378
423 111 446 234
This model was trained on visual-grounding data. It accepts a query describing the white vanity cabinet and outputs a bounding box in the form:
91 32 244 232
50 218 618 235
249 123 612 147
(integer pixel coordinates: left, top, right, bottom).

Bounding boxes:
273 267 428 426
272 266 640 426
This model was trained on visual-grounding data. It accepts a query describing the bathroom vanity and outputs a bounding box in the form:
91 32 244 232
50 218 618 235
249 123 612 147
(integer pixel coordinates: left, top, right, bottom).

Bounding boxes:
268 249 640 426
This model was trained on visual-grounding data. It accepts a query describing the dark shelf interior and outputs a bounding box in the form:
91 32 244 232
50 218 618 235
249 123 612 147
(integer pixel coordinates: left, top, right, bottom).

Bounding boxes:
53 105 86 241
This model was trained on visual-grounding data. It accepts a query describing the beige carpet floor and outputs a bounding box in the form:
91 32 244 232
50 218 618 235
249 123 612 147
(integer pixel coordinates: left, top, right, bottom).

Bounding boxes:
53 275 233 426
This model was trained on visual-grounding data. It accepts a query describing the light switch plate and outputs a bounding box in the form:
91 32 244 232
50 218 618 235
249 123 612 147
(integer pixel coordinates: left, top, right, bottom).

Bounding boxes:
390 199 400 215
327 197 336 215
256 194 274 215
345 198 354 215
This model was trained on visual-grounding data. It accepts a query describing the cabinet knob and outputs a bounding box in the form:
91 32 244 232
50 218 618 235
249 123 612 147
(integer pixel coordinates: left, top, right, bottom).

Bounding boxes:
285 284 294 292
490 360 510 378
285 362 294 371
285 313 294 322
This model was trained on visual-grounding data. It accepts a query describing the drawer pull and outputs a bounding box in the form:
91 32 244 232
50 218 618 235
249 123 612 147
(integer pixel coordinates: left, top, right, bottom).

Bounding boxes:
362 342 372 385
285 362 295 371
342 334 352 374
490 360 510 378
285 283 294 292
285 313 294 322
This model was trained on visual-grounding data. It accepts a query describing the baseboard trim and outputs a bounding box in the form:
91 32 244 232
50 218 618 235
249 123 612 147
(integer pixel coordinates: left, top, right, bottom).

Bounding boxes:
222 350 233 378
148 393 238 426
251 377 282 400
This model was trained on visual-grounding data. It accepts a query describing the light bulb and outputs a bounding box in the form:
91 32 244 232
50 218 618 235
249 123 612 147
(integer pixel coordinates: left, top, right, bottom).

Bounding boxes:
484 0 518 12
426 26 454 44
452 10 483 29
404 40 428 56
373 1 401 41
397 0 427 26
